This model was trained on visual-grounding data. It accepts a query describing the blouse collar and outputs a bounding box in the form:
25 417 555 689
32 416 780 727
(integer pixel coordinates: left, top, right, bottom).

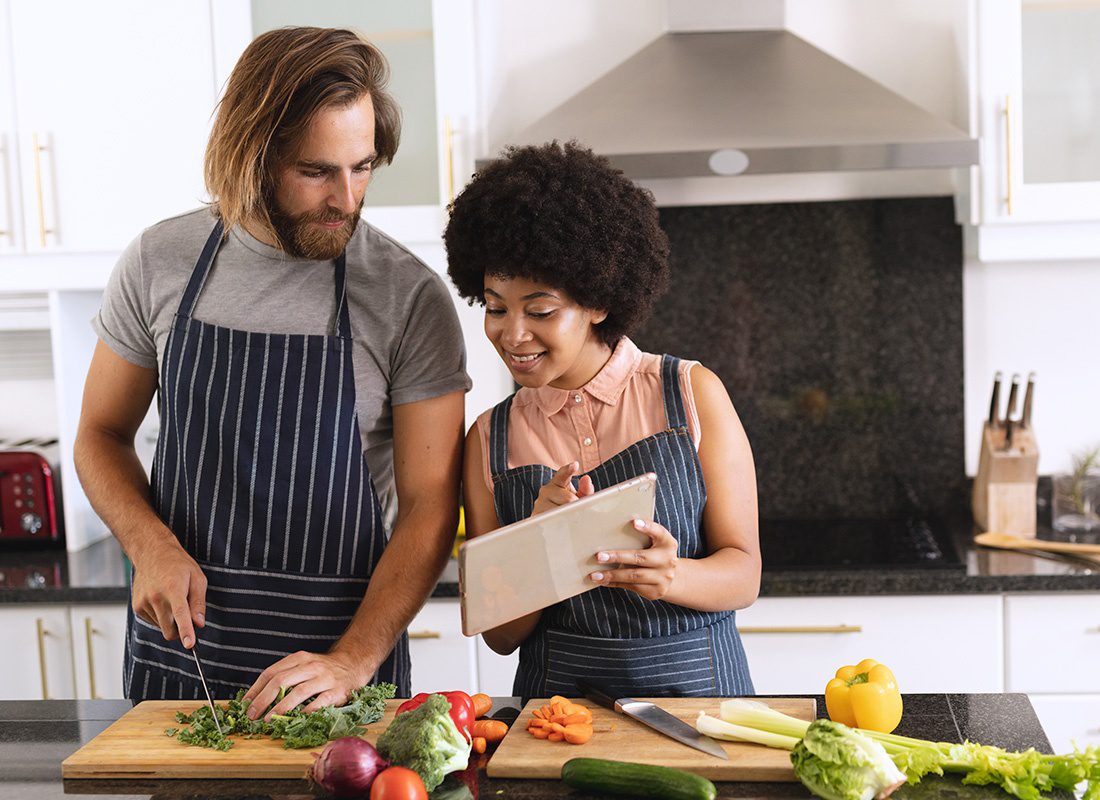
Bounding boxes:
530 337 643 416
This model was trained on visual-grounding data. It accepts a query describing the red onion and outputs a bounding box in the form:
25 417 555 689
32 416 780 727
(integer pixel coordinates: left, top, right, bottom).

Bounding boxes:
309 736 389 798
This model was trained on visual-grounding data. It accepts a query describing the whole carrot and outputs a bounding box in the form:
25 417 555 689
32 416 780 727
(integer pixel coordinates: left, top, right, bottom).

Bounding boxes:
471 718 509 743
471 693 493 718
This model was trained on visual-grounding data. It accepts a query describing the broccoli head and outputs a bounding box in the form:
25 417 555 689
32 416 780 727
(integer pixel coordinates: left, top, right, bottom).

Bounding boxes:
376 693 472 791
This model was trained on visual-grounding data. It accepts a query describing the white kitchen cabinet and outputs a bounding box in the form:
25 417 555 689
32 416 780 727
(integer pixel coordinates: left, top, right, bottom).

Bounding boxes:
69 603 128 700
971 0 1100 259
0 605 74 700
0 1 216 259
736 595 1004 694
1005 593 1100 693
407 599 478 696
1028 695 1100 754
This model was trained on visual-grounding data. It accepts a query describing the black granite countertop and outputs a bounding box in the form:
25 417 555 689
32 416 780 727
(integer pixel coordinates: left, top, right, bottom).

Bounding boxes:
2 520 1098 605
0 693 1062 800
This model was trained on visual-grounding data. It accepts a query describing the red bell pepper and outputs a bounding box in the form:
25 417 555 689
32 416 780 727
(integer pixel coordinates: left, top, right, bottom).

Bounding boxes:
396 690 475 742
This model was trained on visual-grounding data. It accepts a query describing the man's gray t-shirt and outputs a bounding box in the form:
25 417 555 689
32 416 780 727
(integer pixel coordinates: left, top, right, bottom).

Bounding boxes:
94 207 471 520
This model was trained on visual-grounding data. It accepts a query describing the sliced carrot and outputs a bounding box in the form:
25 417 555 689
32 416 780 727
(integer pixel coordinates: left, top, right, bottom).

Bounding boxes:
530 727 550 739
562 712 591 725
563 723 594 745
547 732 564 742
532 708 546 720
472 736 487 754
549 695 570 707
471 718 509 743
528 717 549 729
471 693 493 718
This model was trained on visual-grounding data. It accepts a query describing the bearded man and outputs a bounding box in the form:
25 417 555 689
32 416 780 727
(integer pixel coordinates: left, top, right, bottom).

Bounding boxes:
74 27 468 716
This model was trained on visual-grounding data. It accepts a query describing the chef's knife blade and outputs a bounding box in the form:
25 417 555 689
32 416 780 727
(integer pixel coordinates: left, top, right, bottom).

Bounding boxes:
987 371 1002 428
1021 372 1035 429
191 641 223 735
576 678 728 760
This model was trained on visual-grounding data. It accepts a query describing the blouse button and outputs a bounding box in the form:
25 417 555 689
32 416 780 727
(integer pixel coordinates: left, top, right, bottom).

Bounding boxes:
574 394 583 403
583 437 593 446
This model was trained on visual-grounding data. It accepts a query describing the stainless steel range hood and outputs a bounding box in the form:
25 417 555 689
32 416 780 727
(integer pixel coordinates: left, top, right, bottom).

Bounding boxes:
510 30 978 179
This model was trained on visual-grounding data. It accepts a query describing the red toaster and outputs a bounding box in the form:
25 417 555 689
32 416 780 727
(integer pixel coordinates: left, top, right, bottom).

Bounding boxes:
0 447 63 543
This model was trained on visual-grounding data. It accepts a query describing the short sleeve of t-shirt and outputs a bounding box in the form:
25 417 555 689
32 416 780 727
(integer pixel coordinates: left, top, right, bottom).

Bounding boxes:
388 274 469 406
93 234 158 370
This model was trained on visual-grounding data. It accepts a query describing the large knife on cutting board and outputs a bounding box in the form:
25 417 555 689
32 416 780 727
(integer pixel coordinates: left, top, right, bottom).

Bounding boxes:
576 678 728 760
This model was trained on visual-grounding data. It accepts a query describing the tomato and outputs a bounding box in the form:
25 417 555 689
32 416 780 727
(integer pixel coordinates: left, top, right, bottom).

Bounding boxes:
370 766 427 800
395 690 475 742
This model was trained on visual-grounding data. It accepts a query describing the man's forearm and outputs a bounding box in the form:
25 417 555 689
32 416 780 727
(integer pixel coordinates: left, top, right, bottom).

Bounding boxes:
330 497 456 680
74 427 179 565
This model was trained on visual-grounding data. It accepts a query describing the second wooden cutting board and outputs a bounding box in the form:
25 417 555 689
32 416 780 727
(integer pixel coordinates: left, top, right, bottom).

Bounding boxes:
486 696 816 780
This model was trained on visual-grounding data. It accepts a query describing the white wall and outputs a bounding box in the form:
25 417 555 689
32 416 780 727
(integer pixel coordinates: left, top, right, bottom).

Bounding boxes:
473 0 667 152
964 255 1100 476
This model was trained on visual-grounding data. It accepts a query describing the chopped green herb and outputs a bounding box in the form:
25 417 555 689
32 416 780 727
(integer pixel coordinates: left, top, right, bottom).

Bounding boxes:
166 682 397 750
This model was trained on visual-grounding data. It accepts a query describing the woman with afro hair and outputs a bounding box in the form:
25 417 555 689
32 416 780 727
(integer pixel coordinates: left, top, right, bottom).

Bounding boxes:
446 141 759 697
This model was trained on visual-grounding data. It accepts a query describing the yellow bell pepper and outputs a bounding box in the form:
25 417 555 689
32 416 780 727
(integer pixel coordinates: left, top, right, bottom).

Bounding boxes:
824 658 903 733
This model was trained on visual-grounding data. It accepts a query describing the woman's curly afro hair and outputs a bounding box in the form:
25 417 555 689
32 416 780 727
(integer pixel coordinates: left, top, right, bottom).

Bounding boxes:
445 141 670 347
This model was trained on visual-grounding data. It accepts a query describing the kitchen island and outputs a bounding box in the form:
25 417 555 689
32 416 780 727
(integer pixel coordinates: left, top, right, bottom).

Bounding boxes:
0 693 1067 800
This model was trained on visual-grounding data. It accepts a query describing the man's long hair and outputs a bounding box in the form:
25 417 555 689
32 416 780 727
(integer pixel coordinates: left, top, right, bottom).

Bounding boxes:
204 26 400 235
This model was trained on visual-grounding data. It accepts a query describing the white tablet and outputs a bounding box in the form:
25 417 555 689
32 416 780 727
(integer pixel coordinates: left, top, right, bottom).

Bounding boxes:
458 473 657 636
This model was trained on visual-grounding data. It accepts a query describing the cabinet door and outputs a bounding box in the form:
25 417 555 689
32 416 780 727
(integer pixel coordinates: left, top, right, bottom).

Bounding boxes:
407 599 477 696
0 0 22 253
0 605 74 699
1005 593 1100 693
978 0 1100 225
8 1 215 253
1028 695 1100 754
736 595 1004 694
70 603 128 699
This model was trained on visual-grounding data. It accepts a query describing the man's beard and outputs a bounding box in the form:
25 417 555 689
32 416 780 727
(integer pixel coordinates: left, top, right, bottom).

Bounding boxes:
267 201 362 260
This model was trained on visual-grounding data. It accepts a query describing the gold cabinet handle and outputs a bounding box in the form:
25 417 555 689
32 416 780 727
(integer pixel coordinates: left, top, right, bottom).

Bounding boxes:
738 625 863 634
443 116 455 205
36 617 52 700
1003 95 1013 216
31 132 56 246
84 617 100 699
408 630 441 640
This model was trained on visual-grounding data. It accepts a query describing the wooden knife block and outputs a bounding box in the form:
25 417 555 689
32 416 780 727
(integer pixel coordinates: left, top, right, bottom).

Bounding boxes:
972 423 1039 536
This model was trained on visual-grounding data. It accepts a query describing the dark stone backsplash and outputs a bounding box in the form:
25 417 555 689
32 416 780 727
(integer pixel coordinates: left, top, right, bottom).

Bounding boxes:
635 197 965 520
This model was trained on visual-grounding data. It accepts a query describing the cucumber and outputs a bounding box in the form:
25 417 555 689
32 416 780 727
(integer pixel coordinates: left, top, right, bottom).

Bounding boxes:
561 757 717 800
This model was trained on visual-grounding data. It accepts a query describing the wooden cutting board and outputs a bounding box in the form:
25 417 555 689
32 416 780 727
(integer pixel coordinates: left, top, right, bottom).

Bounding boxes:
486 696 815 781
62 699 405 779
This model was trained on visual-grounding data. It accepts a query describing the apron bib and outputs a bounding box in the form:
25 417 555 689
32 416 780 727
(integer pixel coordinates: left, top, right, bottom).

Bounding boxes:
124 220 409 699
489 355 754 699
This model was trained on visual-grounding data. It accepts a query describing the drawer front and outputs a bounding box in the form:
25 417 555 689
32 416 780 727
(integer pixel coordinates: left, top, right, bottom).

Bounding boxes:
407 599 477 696
736 595 1003 694
70 603 128 699
1006 593 1100 693
1028 694 1100 754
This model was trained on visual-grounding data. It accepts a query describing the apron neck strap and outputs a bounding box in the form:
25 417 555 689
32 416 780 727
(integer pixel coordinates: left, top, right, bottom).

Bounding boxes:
178 220 353 339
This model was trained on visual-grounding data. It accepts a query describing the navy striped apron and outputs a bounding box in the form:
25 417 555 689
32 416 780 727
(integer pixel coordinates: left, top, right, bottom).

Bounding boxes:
489 355 754 699
124 220 410 700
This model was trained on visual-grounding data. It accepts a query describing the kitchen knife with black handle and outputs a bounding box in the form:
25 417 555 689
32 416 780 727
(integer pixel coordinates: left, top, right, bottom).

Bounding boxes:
988 371 1002 428
1021 372 1035 428
575 678 728 760
1004 373 1020 449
